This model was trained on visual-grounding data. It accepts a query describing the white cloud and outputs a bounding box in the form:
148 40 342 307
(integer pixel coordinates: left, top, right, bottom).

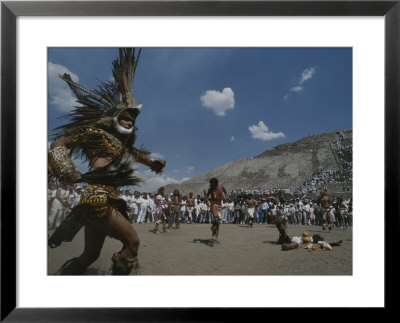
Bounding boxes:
48 62 81 112
249 121 286 141
290 86 303 93
200 87 235 116
284 67 316 100
300 67 316 84
230 136 235 142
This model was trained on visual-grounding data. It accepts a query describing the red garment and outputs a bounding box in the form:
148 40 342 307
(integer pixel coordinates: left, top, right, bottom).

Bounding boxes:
210 202 215 213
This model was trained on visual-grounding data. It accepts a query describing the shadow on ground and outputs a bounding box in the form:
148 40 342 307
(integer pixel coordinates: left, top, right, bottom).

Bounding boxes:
263 240 280 245
192 238 220 247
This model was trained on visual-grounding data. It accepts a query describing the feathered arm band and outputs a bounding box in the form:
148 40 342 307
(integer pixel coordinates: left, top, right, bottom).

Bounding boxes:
48 146 82 183
132 148 166 174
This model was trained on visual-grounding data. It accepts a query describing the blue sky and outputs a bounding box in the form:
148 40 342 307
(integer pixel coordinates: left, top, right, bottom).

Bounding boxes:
48 47 352 192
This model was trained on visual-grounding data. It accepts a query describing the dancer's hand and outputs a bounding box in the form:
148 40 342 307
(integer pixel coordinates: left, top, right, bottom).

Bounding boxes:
150 159 166 174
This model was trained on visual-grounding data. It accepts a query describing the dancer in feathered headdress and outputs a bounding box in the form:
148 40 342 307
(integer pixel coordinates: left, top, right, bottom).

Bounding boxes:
48 48 165 275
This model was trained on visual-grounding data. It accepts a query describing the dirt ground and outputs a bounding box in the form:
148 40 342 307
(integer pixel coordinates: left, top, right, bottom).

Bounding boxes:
48 222 352 275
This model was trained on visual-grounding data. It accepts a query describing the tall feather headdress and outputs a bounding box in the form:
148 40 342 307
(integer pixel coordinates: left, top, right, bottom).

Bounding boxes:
51 48 142 139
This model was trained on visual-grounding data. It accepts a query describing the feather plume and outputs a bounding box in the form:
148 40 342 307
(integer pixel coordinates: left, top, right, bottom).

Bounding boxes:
51 48 142 140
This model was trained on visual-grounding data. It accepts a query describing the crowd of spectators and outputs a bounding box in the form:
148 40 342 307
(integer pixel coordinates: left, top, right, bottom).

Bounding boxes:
48 180 353 230
294 170 342 197
230 188 291 197
47 180 82 229
294 136 352 197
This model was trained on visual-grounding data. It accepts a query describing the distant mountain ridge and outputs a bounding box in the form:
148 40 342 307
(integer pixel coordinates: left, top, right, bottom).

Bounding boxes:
164 129 352 196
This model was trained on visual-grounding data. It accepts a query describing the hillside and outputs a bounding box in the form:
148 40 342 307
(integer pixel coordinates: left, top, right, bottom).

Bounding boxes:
164 129 352 196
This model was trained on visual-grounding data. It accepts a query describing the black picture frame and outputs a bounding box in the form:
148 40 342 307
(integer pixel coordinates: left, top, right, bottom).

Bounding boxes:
1 0 398 321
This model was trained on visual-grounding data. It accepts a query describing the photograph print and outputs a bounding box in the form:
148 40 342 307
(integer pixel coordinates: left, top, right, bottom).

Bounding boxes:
47 47 353 276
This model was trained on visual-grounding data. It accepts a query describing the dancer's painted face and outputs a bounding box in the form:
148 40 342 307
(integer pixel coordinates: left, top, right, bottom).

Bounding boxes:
118 111 134 129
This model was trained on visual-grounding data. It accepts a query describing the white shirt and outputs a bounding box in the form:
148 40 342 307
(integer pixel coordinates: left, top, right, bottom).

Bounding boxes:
149 197 155 212
132 195 141 206
139 197 150 211
180 200 187 212
195 198 201 212
227 202 234 212
129 196 140 213
200 202 208 212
